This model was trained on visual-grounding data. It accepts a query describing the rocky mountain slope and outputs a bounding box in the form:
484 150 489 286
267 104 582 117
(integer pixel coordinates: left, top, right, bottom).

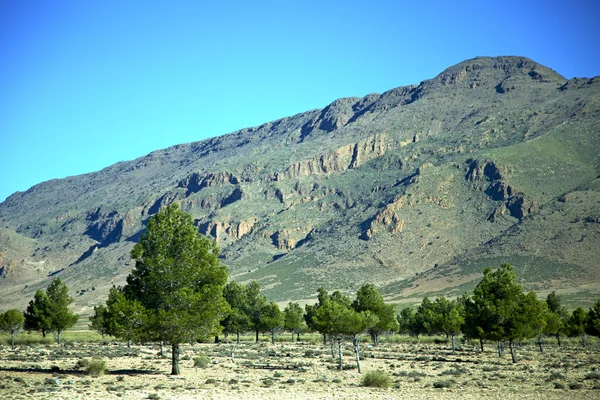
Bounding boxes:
1 56 599 314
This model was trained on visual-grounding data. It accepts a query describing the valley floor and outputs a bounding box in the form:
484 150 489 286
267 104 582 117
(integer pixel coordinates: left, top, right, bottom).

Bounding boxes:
0 337 598 399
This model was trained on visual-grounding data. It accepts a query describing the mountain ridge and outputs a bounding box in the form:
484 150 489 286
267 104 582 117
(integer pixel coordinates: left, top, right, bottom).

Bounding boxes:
1 55 599 314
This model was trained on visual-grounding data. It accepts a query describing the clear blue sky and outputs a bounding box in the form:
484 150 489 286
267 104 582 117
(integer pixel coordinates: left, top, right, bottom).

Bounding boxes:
1 0 599 202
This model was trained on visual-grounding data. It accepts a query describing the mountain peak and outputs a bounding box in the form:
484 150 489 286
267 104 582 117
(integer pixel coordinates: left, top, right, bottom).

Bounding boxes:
434 55 566 85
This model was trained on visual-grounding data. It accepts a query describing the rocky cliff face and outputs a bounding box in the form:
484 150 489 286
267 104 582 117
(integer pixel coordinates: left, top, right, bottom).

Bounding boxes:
1 56 599 311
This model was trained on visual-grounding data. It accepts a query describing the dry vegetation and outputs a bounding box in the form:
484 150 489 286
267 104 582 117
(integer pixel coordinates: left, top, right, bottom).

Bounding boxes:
1 334 599 399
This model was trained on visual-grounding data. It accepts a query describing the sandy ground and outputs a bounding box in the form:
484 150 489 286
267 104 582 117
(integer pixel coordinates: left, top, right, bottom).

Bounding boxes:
1 338 599 399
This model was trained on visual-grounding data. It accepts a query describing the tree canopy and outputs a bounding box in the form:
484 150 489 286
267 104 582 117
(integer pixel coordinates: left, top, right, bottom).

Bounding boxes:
118 204 229 375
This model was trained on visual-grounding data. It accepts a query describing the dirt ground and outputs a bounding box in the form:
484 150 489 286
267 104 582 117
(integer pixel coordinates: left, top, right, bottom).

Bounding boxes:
1 337 599 399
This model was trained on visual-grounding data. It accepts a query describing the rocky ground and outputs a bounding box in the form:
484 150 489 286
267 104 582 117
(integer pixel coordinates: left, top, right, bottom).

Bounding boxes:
1 336 599 399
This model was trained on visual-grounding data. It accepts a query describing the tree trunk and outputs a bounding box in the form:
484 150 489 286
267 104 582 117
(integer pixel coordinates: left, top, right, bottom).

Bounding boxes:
451 333 456 353
160 341 165 358
537 334 544 353
373 333 378 347
323 334 326 345
353 336 362 374
480 338 484 352
509 340 517 363
171 343 181 375
42 329 46 338
57 331 62 345
291 332 295 343
271 330 275 345
255 330 259 343
236 332 240 344
337 337 343 370
214 335 219 343
127 339 131 348
556 332 561 346
497 341 503 357
11 334 15 350
580 334 587 347
330 336 335 358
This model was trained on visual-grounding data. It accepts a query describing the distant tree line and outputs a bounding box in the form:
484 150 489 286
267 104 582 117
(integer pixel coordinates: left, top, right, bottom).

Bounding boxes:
4 205 600 376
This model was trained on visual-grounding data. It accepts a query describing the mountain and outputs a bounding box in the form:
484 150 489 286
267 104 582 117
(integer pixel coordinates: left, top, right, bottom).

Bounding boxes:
1 56 599 314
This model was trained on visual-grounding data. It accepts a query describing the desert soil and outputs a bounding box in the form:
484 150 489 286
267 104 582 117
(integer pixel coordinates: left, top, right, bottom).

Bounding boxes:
1 336 599 399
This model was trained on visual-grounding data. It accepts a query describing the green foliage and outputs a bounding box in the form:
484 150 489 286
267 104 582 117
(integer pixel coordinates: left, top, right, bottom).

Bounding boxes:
24 278 79 344
284 302 306 340
397 307 418 337
24 289 51 337
245 281 268 340
259 301 284 344
431 297 463 338
587 299 600 338
352 283 399 345
121 204 230 374
88 304 108 338
222 281 252 339
414 297 435 337
567 307 588 344
0 309 25 349
463 263 548 361
102 287 145 344
361 370 392 388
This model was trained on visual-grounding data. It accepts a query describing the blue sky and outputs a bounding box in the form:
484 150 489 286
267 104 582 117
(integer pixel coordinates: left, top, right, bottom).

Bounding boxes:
1 0 599 202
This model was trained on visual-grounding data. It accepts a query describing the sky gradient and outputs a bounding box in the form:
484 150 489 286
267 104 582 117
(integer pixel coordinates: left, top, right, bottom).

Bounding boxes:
1 0 599 202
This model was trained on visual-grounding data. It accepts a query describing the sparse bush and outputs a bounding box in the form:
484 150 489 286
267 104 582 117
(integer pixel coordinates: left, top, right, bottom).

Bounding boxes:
362 370 392 388
433 380 454 389
86 359 107 377
439 367 466 376
148 394 160 400
569 382 584 390
193 353 210 368
547 372 566 381
205 378 217 385
553 382 566 389
585 372 600 380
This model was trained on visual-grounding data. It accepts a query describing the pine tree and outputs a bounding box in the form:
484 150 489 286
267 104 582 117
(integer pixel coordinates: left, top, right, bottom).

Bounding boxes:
123 204 229 375
431 297 464 352
45 278 80 344
24 289 51 338
0 309 25 349
283 302 306 342
352 283 399 346
259 301 284 345
222 281 252 343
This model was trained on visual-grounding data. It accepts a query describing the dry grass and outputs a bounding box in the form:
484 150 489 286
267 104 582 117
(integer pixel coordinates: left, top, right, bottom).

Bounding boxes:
0 336 599 399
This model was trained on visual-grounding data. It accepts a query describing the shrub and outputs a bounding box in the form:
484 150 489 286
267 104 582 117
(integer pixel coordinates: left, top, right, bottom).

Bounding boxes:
569 382 584 390
193 353 210 368
547 372 566 381
553 382 566 389
433 380 454 389
585 372 600 380
86 359 107 377
362 370 392 388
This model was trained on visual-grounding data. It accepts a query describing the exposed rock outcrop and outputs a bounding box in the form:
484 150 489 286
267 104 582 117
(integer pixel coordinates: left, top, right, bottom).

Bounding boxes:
179 171 240 196
198 218 256 243
277 133 392 180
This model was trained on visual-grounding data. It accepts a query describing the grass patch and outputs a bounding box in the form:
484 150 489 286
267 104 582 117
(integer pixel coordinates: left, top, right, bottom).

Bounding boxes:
362 370 392 388
86 359 107 377
193 353 210 368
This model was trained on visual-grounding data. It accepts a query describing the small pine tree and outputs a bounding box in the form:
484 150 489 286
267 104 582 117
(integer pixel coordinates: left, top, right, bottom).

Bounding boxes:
45 278 79 344
283 302 306 342
0 309 25 349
